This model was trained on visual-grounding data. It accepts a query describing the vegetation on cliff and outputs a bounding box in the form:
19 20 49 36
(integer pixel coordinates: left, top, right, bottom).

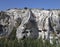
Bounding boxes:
0 28 60 47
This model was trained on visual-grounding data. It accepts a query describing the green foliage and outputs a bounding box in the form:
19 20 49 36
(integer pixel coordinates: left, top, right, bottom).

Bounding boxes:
0 27 60 47
58 14 60 17
8 27 17 40
24 7 28 10
0 37 60 47
52 23 56 27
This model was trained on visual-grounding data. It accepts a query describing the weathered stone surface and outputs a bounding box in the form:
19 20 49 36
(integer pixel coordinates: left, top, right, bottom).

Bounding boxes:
0 8 60 40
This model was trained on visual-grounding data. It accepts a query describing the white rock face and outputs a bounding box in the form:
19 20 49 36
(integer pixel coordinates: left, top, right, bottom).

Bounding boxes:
0 8 60 40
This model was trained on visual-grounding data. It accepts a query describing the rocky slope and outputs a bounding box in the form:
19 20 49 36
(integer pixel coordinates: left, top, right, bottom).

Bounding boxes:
0 8 60 40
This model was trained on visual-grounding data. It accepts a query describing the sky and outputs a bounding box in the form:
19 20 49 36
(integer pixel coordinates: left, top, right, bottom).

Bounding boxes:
0 0 60 10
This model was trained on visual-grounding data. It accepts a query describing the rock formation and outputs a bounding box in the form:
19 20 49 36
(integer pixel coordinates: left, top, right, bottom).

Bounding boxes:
0 8 60 41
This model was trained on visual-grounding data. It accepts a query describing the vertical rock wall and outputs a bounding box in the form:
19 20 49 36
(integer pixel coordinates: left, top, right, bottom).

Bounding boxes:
0 8 60 40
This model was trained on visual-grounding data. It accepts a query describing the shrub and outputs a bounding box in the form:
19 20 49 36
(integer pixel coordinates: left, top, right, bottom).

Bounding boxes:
0 38 60 47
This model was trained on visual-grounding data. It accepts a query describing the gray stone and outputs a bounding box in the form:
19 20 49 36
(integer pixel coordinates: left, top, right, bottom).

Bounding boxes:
0 8 60 40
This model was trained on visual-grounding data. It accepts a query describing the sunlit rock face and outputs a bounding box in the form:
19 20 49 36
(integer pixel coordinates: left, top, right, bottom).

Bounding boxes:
0 8 60 39
0 11 14 37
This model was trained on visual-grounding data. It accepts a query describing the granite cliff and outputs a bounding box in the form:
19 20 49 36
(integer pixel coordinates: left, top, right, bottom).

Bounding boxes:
0 8 60 41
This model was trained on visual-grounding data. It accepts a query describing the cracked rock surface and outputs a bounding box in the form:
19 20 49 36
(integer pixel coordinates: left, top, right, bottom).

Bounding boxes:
0 8 60 39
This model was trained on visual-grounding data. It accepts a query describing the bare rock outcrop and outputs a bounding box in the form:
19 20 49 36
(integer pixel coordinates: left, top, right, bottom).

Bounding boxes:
0 8 60 40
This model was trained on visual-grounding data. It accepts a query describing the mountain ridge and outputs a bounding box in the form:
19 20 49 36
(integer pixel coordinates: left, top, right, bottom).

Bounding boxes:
0 8 60 43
